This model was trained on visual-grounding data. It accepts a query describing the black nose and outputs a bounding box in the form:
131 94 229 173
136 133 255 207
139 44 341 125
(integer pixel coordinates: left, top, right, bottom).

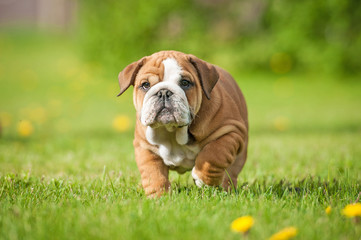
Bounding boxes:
157 89 173 101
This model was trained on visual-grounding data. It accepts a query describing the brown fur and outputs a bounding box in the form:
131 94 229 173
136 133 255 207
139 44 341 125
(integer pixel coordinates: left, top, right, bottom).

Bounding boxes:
118 51 248 197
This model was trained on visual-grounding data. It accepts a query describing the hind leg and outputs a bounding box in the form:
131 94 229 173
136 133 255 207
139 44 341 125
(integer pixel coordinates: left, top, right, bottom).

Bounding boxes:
222 143 248 191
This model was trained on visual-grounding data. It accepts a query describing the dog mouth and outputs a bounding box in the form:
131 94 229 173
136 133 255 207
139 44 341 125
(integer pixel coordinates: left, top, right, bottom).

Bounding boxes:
155 107 176 125
141 89 192 128
143 101 191 128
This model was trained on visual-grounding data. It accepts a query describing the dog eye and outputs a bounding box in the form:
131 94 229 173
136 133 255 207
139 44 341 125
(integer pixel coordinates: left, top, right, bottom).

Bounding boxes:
141 82 150 90
180 79 192 89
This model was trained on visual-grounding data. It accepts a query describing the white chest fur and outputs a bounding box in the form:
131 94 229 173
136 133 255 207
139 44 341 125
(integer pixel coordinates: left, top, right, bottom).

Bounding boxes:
146 126 200 172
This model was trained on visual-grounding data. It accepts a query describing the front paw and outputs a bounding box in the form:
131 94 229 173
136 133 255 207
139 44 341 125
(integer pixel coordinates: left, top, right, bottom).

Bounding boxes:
143 182 171 198
192 167 224 187
192 168 206 188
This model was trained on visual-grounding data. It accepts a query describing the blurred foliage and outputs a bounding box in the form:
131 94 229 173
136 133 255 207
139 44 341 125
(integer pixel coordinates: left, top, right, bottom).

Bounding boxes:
79 0 361 76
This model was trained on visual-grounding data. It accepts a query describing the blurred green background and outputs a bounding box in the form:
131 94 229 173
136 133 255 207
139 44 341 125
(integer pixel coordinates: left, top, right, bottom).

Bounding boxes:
0 0 360 179
79 0 361 75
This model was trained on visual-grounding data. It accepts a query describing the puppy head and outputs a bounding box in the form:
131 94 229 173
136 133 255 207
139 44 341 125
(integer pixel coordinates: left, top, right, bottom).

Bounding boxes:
117 51 219 129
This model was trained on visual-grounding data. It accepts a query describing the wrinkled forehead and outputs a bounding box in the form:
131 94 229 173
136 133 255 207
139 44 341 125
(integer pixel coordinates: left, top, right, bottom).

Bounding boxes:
137 52 196 80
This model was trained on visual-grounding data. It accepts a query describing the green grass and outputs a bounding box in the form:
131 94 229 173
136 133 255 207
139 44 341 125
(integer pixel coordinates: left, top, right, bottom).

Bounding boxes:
0 32 361 240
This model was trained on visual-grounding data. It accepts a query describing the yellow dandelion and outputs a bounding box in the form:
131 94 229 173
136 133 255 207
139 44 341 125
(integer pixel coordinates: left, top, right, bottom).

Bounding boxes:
269 227 298 240
273 116 290 131
325 206 332 215
17 120 34 137
230 215 254 234
342 203 361 218
112 115 131 132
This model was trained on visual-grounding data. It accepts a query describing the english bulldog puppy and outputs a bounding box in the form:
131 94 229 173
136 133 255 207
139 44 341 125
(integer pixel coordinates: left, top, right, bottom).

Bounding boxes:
117 51 248 197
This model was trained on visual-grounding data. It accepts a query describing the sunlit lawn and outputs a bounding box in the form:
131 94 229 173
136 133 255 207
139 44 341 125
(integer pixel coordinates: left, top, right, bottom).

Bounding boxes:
0 33 360 239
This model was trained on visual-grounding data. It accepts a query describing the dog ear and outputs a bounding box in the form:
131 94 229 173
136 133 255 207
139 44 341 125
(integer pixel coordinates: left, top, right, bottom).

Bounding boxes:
117 58 146 96
188 55 219 100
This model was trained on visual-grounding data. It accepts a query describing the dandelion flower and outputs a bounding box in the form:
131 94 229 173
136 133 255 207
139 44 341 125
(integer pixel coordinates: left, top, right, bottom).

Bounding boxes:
269 227 298 240
273 116 289 131
230 215 254 233
17 120 34 137
325 206 332 215
112 115 131 132
342 203 361 218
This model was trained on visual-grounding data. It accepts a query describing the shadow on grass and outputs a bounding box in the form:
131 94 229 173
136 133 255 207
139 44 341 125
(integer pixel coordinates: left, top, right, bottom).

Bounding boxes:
1 174 360 203
172 176 361 200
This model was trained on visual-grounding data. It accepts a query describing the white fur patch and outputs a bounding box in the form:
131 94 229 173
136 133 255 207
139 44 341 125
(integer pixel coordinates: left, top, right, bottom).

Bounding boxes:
176 126 188 145
142 58 198 172
192 167 205 188
146 126 200 171
162 58 182 84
